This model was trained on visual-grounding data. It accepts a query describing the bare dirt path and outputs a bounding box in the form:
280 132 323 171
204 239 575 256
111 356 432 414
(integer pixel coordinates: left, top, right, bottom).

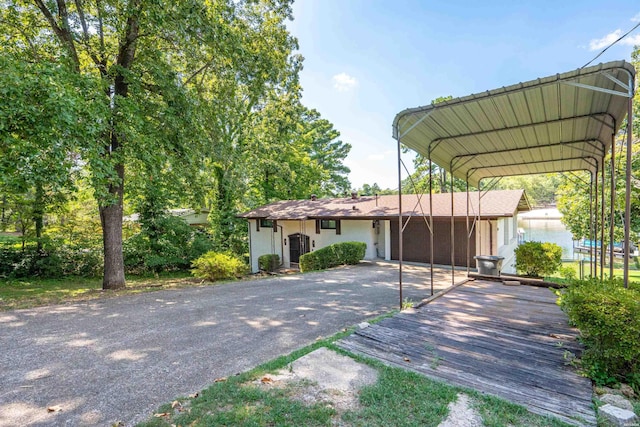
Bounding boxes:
0 262 459 426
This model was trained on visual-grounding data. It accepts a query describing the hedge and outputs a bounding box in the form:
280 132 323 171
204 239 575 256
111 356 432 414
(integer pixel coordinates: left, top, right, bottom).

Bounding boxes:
559 278 640 390
191 251 247 281
299 241 366 272
258 254 280 272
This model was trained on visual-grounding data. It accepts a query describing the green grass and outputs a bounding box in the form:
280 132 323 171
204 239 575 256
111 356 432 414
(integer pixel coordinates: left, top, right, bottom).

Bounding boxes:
138 334 574 427
0 271 197 310
548 260 640 282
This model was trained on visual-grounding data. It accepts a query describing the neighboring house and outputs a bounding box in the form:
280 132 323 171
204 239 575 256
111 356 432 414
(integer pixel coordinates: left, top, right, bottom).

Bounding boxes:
124 209 210 227
240 190 531 274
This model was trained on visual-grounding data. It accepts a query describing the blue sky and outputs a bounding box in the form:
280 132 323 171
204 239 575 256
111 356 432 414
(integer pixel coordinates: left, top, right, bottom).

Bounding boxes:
286 1 640 190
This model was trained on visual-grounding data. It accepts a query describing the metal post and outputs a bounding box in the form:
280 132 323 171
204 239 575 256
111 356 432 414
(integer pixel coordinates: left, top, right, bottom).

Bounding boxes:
610 129 616 278
600 159 605 281
450 163 455 286
429 151 434 295
397 137 403 307
624 90 633 288
589 172 595 277
466 179 470 276
594 165 598 279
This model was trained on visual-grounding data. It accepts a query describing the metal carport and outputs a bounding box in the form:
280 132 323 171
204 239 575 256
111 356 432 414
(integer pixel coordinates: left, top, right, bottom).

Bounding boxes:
393 60 635 301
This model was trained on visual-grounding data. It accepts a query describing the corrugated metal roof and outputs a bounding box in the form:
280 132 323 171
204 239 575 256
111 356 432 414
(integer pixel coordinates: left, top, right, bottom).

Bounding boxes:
393 61 635 187
239 190 530 220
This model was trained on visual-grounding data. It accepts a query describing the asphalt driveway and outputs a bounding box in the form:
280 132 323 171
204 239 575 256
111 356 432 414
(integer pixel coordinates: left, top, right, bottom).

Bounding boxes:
0 261 464 426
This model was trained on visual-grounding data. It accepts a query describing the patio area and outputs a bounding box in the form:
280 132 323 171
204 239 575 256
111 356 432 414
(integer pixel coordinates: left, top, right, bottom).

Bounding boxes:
337 279 596 426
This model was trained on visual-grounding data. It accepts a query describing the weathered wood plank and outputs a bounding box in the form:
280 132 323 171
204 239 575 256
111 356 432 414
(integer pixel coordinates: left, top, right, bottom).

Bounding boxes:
337 280 596 426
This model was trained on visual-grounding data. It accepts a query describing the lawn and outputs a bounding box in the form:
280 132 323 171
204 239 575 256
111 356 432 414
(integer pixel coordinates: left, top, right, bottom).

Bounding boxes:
0 271 199 310
557 259 640 281
137 332 573 427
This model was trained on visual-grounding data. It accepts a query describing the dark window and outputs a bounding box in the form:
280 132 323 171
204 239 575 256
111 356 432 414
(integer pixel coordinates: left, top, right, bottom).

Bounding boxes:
320 219 337 229
260 219 273 228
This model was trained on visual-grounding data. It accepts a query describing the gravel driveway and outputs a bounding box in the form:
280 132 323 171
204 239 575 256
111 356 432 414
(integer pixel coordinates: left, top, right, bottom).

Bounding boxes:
0 261 462 426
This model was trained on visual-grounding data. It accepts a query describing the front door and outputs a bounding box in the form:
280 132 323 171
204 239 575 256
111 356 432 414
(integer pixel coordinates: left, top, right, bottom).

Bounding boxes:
289 233 310 263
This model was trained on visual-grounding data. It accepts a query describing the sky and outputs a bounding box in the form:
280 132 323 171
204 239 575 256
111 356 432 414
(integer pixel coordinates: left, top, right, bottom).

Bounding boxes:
286 1 640 190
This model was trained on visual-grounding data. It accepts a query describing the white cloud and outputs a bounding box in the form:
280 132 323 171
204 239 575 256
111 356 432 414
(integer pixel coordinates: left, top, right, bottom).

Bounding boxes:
332 72 358 92
589 30 640 51
632 12 640 22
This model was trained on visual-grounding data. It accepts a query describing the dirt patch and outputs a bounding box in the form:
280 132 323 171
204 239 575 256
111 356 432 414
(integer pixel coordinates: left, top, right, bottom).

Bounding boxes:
253 347 378 418
438 393 483 427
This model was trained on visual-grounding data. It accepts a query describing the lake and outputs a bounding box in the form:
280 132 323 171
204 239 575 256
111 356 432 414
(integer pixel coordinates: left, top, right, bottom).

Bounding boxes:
517 208 577 259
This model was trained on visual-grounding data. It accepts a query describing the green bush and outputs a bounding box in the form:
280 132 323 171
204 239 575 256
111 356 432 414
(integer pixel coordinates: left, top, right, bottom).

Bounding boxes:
0 242 102 278
560 278 640 390
299 241 366 272
514 241 562 277
191 251 247 281
123 216 214 274
258 254 280 272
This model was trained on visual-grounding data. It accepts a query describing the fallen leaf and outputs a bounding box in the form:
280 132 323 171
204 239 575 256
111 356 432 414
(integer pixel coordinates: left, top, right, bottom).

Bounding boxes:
403 357 411 363
261 376 273 384
188 392 199 399
171 400 181 409
153 412 171 418
214 377 226 383
47 405 62 413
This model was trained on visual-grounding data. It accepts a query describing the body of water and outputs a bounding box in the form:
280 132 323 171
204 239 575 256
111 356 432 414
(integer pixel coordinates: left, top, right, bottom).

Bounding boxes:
518 209 576 259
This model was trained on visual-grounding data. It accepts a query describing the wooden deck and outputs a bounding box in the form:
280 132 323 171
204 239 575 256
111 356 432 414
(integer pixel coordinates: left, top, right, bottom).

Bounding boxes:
337 280 596 426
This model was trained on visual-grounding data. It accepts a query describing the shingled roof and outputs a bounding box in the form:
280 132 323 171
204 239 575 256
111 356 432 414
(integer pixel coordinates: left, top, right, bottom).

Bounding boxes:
240 190 530 220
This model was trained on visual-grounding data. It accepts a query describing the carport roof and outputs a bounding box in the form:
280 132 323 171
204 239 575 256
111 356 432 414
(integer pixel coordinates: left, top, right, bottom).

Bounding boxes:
393 60 635 187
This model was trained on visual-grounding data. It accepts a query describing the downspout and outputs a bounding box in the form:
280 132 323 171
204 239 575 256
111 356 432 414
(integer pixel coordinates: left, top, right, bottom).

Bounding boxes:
278 225 284 268
248 220 253 273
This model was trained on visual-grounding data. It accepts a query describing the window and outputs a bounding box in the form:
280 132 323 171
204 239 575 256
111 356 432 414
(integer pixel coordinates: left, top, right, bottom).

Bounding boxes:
260 219 273 228
317 219 341 235
320 219 337 229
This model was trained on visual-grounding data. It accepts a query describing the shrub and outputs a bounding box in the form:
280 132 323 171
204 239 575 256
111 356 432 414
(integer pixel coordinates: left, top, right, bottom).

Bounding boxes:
123 216 214 274
258 254 280 272
0 242 102 278
560 278 640 390
299 241 366 272
514 241 562 277
191 251 247 281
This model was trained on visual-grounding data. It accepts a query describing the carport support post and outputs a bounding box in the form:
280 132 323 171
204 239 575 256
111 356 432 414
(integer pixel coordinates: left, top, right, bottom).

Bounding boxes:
624 89 633 288
589 172 595 277
450 162 455 286
601 160 605 280
429 149 434 295
466 179 470 275
397 136 403 308
592 163 602 278
610 129 616 278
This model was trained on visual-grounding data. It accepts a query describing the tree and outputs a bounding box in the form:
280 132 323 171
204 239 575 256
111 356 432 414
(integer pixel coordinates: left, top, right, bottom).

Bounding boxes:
1 1 268 288
0 53 102 249
556 46 640 243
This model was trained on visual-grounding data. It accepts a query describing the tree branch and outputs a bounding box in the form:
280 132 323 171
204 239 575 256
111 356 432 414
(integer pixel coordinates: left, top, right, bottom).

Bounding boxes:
73 0 104 71
33 0 80 70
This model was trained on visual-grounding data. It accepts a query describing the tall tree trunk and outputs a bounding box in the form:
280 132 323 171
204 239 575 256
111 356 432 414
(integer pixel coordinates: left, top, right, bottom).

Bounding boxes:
34 183 44 252
100 163 125 289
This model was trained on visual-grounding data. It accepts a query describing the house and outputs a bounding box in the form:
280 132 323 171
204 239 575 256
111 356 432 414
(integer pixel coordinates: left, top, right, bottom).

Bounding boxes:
124 209 210 227
240 190 531 274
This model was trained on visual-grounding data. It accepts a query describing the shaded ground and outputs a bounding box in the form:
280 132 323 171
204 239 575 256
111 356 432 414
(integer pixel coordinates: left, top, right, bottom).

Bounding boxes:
0 261 463 426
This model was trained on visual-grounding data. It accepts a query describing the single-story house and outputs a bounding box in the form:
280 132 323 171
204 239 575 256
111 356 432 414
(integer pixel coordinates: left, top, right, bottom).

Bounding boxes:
240 190 531 274
124 208 210 226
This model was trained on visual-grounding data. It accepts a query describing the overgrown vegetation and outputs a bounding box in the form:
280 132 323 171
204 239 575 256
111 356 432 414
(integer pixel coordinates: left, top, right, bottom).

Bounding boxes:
299 242 366 272
191 252 247 282
559 278 640 392
514 241 562 277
